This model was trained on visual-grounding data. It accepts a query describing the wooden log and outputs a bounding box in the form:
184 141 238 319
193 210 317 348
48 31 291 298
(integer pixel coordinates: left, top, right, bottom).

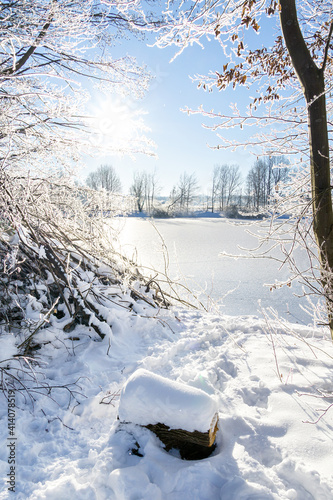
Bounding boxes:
118 369 220 460
146 412 219 460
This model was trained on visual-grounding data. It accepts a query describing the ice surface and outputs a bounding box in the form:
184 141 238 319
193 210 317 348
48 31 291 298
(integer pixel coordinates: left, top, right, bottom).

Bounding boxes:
115 218 310 322
118 368 218 432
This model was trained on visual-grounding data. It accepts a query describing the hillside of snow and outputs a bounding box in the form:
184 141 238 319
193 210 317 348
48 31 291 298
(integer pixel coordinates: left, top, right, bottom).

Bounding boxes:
1 278 332 499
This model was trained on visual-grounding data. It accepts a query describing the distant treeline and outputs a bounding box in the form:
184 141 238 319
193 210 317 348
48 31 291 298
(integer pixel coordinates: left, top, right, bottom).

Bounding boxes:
86 157 289 215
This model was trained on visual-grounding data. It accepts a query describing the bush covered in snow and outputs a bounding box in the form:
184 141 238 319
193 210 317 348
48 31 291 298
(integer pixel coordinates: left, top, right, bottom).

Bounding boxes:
0 172 170 402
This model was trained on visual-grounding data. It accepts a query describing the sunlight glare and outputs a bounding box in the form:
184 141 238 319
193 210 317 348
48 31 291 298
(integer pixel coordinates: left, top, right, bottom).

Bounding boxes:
91 96 150 152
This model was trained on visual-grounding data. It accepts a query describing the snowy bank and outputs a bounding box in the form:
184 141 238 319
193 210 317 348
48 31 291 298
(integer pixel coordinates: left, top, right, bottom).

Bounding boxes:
1 303 332 499
0 223 332 499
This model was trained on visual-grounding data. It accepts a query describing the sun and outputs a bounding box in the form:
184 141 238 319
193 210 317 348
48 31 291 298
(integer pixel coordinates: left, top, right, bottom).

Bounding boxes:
89 96 151 154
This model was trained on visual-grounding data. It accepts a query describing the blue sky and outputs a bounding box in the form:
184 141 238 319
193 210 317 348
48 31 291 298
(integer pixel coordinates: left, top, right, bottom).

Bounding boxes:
82 15 280 196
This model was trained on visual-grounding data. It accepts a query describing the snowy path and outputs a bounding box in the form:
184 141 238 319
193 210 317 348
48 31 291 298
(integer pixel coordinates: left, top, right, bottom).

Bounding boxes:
1 306 332 499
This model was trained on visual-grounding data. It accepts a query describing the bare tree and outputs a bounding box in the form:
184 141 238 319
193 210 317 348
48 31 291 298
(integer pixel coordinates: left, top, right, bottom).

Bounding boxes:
246 160 267 211
278 1 333 333
216 165 229 211
210 164 241 211
130 171 146 212
210 165 220 213
129 170 160 213
246 157 289 211
226 165 242 207
268 156 289 200
144 170 160 214
86 165 121 193
155 1 333 333
170 172 198 213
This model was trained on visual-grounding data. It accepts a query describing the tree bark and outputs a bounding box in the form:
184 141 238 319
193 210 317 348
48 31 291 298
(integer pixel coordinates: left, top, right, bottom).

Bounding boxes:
146 418 218 460
279 0 333 337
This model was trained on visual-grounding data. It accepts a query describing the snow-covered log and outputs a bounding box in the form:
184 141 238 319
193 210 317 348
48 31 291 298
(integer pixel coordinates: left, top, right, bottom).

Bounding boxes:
118 369 219 460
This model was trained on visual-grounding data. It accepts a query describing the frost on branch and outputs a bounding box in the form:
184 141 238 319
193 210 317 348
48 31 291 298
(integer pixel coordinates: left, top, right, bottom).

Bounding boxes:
0 173 169 403
0 0 157 171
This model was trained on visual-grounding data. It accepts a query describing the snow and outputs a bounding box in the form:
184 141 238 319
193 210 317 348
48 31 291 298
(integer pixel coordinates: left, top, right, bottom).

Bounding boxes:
118 368 218 432
113 218 310 322
38 245 47 259
1 267 333 499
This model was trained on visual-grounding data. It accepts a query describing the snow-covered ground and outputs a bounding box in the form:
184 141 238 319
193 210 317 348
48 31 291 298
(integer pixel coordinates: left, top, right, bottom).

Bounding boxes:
1 285 332 499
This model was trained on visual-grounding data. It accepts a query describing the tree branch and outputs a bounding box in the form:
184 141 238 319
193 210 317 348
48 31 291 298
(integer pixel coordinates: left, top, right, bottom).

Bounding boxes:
322 19 333 73
2 13 53 76
279 0 320 102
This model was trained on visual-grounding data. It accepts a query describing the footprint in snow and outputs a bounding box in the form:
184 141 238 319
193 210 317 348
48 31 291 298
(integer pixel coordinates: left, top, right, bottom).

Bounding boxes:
238 433 283 468
217 356 238 378
240 386 270 409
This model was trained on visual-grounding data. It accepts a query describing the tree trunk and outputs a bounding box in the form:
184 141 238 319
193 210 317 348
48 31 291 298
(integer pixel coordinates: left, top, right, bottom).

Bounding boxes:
279 0 333 337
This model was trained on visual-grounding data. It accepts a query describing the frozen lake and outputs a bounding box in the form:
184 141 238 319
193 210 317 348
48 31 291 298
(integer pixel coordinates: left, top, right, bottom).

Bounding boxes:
113 217 312 325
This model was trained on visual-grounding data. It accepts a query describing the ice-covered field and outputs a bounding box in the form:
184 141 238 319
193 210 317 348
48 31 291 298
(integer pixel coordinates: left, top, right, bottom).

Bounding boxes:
115 218 311 324
1 286 332 499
